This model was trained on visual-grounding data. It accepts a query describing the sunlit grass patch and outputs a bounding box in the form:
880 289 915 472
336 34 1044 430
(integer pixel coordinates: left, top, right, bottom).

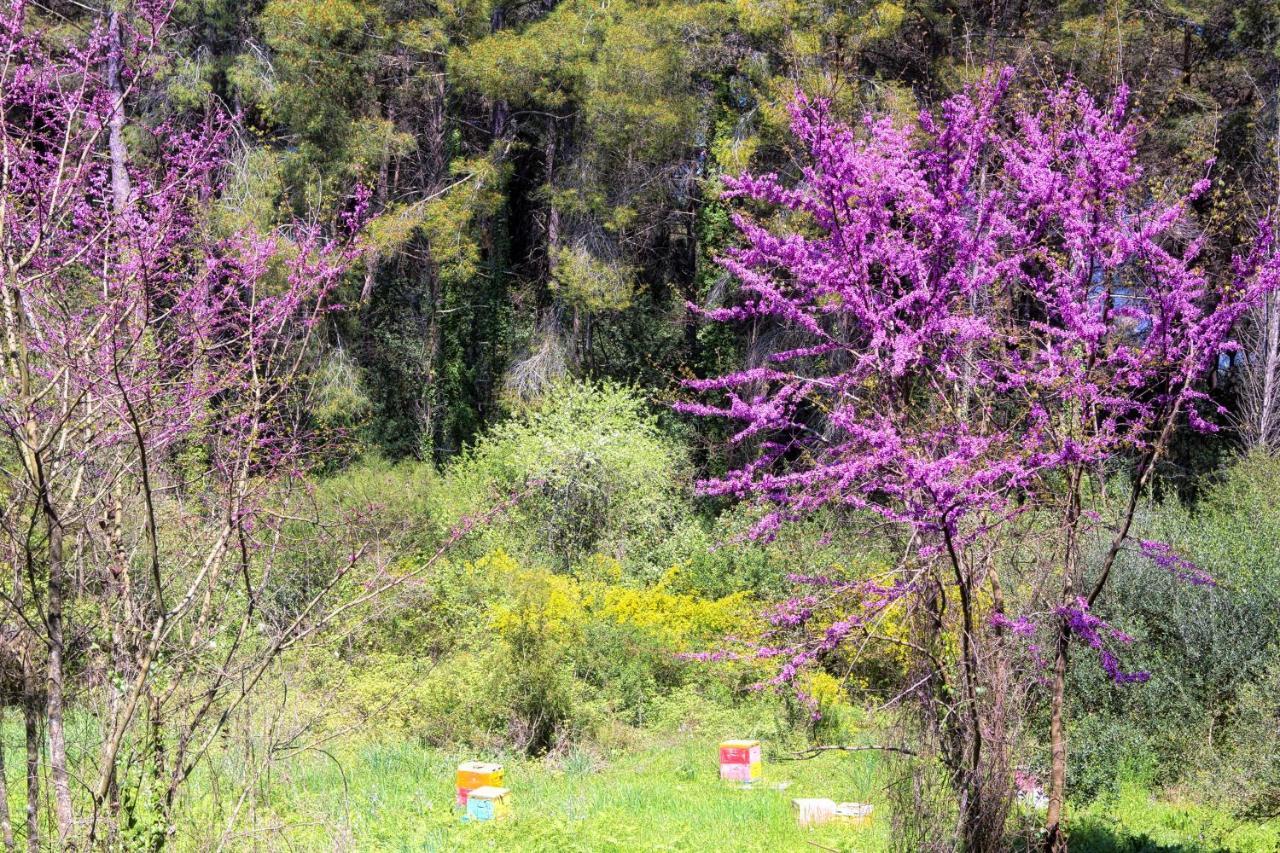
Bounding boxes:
182 733 892 851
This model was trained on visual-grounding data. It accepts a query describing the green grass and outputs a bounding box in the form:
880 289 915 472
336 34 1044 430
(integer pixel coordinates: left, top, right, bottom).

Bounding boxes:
7 714 1280 850
1071 782 1280 853
175 735 893 851
174 732 1280 852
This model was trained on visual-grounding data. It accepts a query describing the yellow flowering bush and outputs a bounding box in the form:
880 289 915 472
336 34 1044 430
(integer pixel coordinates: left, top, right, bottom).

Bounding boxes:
478 550 754 651
481 550 759 740
333 549 767 749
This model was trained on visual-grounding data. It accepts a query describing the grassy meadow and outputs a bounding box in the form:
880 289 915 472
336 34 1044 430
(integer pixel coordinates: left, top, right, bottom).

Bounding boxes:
5 719 1279 850
181 735 889 851
154 728 1280 852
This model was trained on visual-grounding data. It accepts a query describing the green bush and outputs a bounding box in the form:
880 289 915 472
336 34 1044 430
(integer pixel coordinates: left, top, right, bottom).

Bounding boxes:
1067 453 1280 802
437 381 694 578
329 550 757 753
1073 779 1280 853
299 384 904 761
261 456 446 629
1199 655 1280 818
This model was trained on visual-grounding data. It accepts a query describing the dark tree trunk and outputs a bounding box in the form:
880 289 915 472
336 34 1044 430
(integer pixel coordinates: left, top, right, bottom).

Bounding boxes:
1045 621 1071 852
22 660 38 853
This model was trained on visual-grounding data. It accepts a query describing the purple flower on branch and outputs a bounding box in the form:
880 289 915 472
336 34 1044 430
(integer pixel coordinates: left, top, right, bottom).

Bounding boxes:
1138 540 1216 587
1055 598 1149 685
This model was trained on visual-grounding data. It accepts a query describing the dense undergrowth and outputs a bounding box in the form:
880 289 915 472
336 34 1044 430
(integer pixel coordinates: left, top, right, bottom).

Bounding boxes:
240 383 1280 847
285 385 869 752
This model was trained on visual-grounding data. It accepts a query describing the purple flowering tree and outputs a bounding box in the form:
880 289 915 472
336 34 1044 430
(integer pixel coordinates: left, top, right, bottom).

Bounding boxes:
683 69 1280 849
0 2 369 846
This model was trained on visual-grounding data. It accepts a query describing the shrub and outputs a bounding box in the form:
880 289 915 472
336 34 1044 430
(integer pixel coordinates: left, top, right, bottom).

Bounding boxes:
328 550 758 752
1066 453 1280 801
1201 655 1280 818
437 381 694 578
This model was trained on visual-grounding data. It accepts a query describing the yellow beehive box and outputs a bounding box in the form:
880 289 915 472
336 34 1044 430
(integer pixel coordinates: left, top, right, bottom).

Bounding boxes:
455 761 504 806
719 739 762 783
465 785 512 822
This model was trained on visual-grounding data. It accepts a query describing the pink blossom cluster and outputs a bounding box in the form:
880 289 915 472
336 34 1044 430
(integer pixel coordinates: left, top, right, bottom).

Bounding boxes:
1014 768 1042 796
684 68 1280 689
989 613 1036 638
754 578 911 691
1055 598 1149 684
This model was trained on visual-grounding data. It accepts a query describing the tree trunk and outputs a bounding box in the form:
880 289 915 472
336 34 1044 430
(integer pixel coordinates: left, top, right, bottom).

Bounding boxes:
148 693 169 853
102 12 133 826
959 772 985 852
43 506 75 847
419 265 443 455
1044 615 1071 852
416 65 449 456
107 11 133 214
0 706 14 853
1045 464 1085 853
1181 22 1191 86
545 126 560 282
489 5 509 140
22 659 38 853
1259 293 1280 447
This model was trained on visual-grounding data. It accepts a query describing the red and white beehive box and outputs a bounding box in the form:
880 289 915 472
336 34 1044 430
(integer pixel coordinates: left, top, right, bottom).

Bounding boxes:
718 739 762 783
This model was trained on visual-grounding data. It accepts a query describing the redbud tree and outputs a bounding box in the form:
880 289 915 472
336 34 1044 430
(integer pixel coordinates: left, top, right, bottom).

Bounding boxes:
682 70 1280 850
0 2 366 847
